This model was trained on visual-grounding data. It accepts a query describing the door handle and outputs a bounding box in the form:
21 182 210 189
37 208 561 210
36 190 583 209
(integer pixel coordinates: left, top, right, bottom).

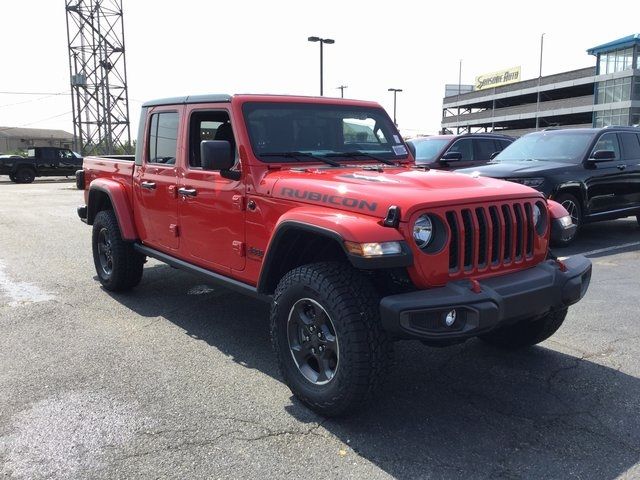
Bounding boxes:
178 187 197 197
617 164 626 170
141 181 156 190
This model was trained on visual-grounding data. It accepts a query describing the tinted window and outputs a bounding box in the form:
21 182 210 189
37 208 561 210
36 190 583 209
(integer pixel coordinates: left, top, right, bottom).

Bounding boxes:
475 139 498 160
243 102 405 163
409 138 450 162
188 110 234 168
148 112 179 165
620 132 640 159
592 133 620 160
447 138 473 161
495 132 594 163
499 139 512 150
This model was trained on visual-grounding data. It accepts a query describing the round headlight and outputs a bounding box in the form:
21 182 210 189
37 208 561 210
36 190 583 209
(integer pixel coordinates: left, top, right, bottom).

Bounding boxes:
413 214 433 249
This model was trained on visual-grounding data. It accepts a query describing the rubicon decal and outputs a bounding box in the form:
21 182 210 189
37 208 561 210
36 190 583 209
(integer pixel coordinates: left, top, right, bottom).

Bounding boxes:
280 188 377 212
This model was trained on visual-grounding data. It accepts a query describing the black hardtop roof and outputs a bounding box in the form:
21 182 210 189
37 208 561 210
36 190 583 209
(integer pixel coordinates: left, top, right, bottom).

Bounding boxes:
142 94 232 107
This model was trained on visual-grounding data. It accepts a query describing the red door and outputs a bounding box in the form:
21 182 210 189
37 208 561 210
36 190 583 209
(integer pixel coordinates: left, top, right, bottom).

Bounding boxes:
133 108 182 253
177 108 245 273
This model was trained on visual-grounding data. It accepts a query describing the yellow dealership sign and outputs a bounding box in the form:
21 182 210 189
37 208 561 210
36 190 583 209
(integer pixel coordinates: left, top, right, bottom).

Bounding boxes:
475 67 521 90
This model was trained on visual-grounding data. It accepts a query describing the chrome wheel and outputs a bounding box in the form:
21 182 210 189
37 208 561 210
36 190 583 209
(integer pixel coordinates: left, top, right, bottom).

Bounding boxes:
561 199 580 226
97 227 113 276
287 298 339 385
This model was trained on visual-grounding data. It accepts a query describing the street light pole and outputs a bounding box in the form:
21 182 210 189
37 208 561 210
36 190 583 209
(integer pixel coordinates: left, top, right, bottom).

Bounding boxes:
535 33 545 130
337 85 348 98
308 36 335 96
388 88 403 125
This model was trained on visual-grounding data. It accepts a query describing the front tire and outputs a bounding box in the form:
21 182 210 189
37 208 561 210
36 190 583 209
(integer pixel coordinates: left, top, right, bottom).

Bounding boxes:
479 308 568 349
92 209 145 291
271 262 393 417
552 193 581 246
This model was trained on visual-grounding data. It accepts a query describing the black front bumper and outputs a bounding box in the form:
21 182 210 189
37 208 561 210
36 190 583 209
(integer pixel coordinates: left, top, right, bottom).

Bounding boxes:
379 255 591 341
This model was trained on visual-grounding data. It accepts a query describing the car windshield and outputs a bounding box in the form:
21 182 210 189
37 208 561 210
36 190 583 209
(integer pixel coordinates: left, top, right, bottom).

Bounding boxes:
494 132 595 163
409 138 450 162
242 102 408 163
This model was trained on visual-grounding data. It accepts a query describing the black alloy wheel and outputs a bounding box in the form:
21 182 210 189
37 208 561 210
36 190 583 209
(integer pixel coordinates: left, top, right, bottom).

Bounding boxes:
287 298 339 385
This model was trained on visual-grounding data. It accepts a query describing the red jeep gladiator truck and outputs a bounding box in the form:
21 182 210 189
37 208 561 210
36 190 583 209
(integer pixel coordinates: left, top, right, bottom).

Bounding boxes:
77 94 591 416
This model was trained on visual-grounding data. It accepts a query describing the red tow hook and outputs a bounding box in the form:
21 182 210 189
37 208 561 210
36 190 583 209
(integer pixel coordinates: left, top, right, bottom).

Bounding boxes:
555 259 568 272
469 279 482 294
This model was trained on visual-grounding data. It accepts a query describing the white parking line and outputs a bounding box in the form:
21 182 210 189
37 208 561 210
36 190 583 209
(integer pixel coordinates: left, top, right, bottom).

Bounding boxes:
559 240 640 260
0 261 54 307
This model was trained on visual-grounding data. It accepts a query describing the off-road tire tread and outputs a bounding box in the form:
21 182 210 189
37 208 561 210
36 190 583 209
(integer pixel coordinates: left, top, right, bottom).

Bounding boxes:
92 209 144 291
271 262 393 417
480 308 568 349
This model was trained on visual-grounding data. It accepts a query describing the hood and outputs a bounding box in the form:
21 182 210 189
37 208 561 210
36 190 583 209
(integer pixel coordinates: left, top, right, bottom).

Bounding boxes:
457 160 572 178
264 166 542 221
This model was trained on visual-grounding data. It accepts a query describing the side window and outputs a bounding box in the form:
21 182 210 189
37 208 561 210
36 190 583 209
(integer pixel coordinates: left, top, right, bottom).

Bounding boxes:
148 112 179 165
592 133 620 160
447 138 473 161
188 111 236 168
475 139 498 160
499 139 512 150
620 132 640 159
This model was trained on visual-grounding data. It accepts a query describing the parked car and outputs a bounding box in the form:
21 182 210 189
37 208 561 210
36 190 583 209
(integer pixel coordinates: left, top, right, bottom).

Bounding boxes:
406 133 513 170
76 94 588 417
0 146 83 183
457 127 640 245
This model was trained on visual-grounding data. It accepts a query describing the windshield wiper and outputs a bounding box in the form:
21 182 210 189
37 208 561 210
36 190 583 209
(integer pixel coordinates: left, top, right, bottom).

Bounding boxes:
259 151 341 167
325 150 396 166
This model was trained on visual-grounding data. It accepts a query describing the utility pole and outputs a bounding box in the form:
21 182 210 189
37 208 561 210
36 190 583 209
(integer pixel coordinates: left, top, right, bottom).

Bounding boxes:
337 85 348 98
535 33 545 130
388 88 403 126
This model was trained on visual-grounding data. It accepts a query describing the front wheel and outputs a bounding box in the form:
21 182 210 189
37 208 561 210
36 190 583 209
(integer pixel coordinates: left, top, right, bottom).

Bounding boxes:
552 193 581 246
479 308 568 349
92 209 145 291
270 262 393 417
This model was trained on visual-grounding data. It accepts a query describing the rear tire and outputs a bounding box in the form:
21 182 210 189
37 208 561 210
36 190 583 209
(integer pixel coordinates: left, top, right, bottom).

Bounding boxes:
9 173 16 182
92 209 144 291
15 167 35 184
552 193 581 246
479 308 568 349
270 262 393 417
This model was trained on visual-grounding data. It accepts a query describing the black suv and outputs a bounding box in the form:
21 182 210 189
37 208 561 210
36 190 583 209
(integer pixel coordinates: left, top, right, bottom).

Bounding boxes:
458 127 640 245
406 133 513 170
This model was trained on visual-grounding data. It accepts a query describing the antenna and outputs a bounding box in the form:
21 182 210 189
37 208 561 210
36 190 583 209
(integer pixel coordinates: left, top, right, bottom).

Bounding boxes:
65 0 131 155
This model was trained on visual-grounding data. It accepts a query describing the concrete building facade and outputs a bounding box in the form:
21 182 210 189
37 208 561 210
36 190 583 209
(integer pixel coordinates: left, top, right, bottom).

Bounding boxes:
0 127 75 153
441 34 640 137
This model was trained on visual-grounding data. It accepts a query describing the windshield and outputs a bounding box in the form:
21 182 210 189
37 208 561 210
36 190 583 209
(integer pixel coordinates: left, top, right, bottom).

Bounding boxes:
242 102 408 163
494 132 594 163
408 138 450 162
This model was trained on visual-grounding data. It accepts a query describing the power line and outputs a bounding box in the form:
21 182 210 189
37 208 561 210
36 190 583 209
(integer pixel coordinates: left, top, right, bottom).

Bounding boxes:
0 91 71 96
0 111 73 133
0 93 69 109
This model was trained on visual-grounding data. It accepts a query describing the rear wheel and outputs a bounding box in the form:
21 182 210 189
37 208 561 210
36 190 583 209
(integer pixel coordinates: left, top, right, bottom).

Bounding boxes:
479 308 568 349
15 167 35 184
92 209 145 291
270 262 393 417
9 173 16 182
552 193 581 246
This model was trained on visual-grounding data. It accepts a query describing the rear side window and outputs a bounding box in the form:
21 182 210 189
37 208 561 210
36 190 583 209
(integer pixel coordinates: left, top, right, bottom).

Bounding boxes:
475 139 498 160
620 132 640 159
148 112 179 165
447 138 473 160
498 139 512 150
592 133 620 160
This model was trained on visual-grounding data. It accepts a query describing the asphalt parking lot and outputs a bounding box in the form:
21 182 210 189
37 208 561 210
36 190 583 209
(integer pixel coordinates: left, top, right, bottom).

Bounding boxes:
0 178 639 479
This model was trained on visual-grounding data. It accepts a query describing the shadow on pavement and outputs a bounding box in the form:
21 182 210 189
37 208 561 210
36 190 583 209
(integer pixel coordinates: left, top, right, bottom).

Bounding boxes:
556 217 639 258
106 263 640 479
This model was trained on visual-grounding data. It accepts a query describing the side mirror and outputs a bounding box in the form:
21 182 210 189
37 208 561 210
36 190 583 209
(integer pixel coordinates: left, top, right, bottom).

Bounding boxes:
589 150 615 162
441 151 463 161
489 151 500 160
200 140 240 179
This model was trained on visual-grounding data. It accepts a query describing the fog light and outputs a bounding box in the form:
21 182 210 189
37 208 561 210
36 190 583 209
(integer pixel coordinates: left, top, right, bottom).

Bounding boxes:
444 309 457 327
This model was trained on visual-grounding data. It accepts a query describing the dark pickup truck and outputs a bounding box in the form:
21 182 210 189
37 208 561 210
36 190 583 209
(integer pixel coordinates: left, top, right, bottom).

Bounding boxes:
0 146 83 183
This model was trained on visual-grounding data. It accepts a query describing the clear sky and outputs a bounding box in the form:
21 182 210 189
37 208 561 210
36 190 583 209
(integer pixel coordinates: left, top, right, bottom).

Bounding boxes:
1 0 638 140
